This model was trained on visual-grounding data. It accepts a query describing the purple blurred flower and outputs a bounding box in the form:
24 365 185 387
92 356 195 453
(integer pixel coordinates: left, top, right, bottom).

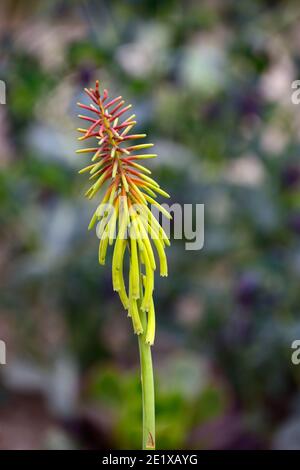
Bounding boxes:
281 165 300 190
235 273 261 307
288 213 300 235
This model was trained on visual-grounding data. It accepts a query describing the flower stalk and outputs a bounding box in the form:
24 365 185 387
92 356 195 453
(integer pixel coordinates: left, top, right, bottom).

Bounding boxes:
138 307 155 450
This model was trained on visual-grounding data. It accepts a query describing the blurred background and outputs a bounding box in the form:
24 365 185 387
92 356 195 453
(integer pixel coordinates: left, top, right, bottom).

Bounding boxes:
1 0 300 450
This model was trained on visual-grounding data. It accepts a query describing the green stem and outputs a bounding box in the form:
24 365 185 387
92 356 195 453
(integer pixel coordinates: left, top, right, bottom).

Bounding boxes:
138 309 155 450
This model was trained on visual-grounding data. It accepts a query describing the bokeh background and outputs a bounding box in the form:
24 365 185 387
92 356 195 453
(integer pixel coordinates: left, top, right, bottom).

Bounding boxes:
1 0 300 450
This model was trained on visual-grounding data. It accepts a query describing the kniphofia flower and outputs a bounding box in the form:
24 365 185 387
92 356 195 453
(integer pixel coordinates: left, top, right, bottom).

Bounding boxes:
76 81 171 450
76 81 171 345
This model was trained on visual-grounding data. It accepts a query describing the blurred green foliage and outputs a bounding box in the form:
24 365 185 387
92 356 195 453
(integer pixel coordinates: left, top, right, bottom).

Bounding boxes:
87 357 227 449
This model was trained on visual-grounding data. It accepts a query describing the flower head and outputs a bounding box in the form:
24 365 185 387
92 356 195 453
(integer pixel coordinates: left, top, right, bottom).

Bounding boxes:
76 81 170 344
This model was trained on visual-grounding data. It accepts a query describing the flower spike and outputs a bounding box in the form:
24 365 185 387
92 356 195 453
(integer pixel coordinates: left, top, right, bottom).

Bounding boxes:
76 81 171 344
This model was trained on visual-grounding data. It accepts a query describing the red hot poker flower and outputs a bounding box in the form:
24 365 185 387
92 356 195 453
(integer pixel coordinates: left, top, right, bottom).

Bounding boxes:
76 80 171 345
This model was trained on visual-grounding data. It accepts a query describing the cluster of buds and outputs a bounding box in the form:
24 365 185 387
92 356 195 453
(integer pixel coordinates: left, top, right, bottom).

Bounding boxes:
76 81 171 344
